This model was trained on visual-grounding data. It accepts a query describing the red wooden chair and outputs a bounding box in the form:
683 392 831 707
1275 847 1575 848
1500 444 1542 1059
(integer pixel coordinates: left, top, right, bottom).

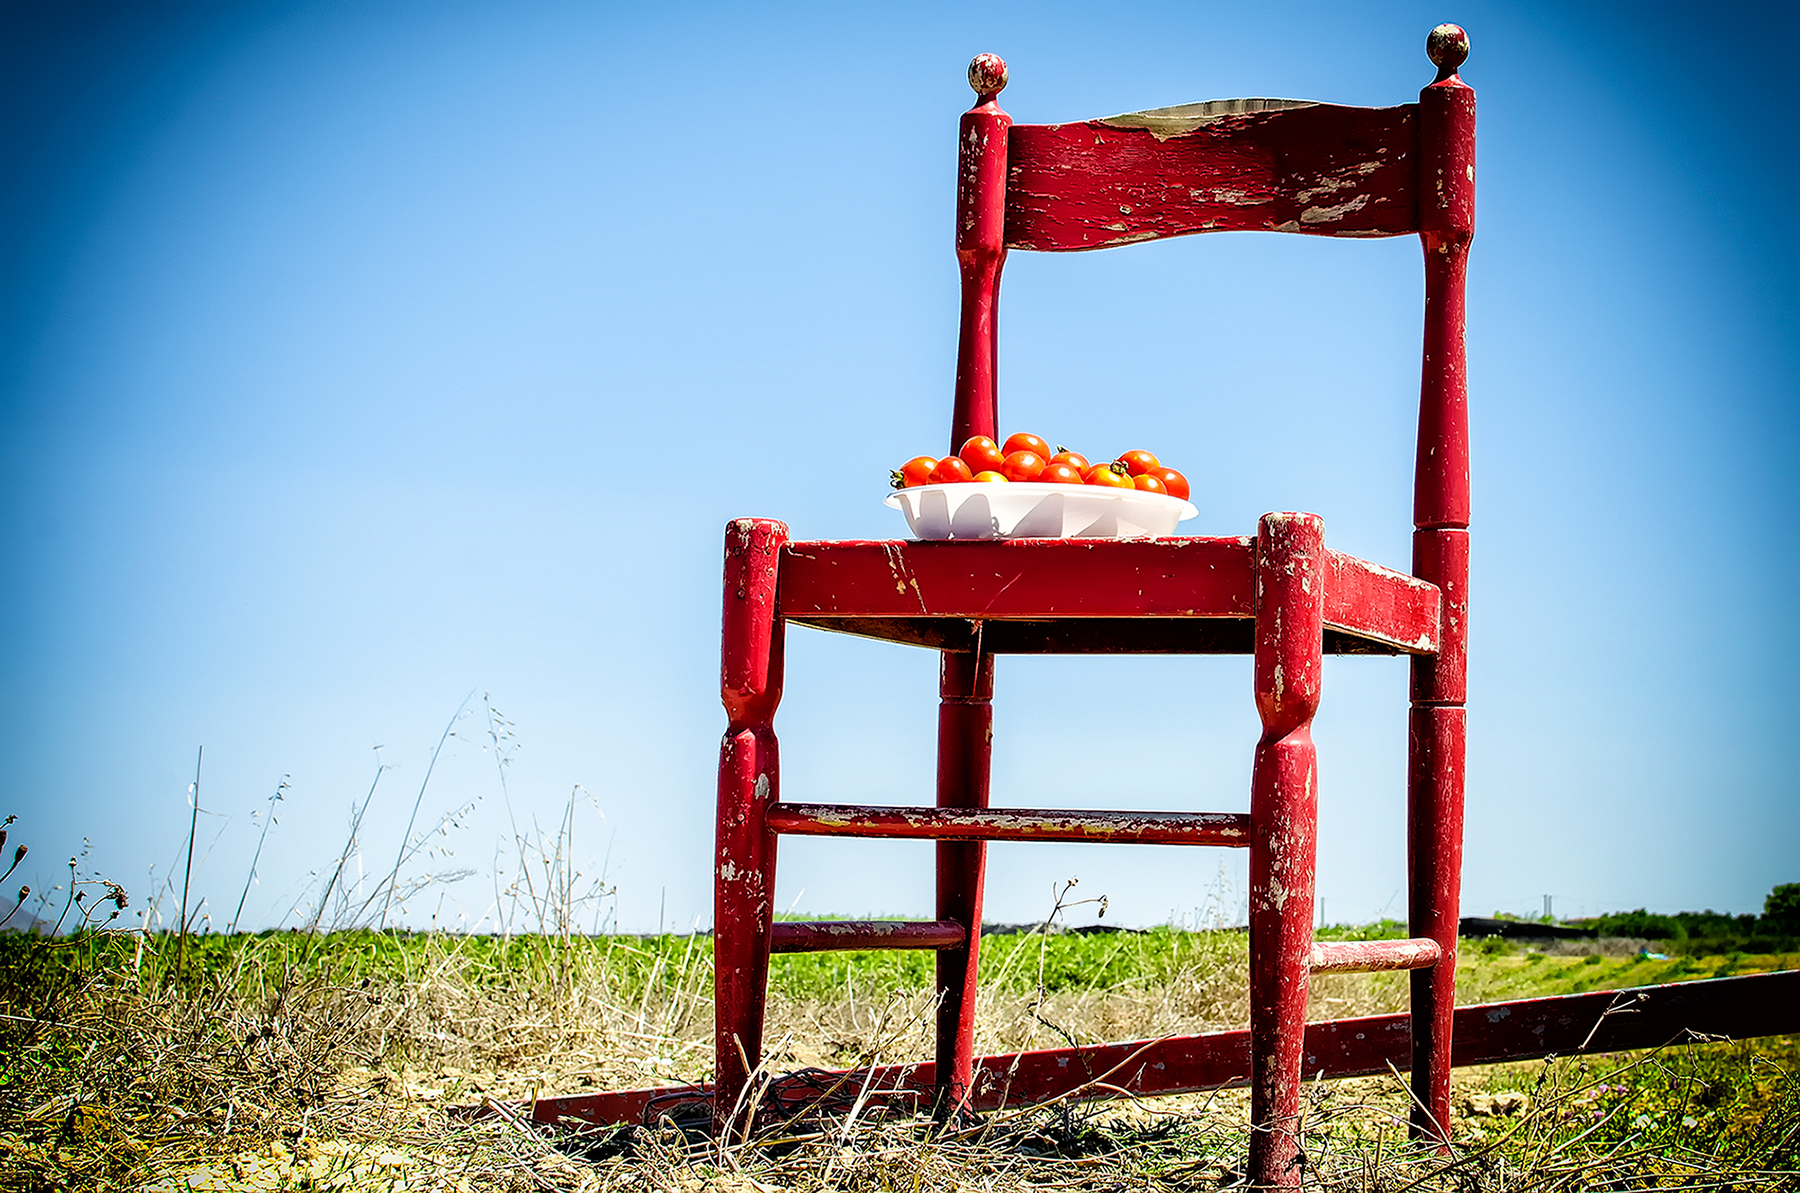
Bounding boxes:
714 26 1475 1184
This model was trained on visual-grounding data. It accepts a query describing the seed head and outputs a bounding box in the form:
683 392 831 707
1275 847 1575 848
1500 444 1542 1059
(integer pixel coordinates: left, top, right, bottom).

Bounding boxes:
12 844 25 864
16 885 28 903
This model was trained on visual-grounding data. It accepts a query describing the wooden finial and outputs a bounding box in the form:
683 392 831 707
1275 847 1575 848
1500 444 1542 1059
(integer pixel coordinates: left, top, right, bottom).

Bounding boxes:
968 53 1008 99
1426 24 1470 81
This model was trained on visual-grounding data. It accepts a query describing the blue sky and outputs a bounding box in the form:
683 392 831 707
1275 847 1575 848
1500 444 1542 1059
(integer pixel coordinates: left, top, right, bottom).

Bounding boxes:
2 1 1794 935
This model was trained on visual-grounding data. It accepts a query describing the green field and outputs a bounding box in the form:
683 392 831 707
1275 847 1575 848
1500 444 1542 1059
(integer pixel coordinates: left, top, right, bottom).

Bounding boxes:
2 926 1795 1190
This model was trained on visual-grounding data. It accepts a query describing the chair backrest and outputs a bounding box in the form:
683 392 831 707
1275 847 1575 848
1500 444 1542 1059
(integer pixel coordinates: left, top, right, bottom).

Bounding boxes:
951 28 1475 537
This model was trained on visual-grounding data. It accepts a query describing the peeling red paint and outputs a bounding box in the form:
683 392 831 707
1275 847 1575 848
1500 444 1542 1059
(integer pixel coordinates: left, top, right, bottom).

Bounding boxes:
1310 936 1441 974
771 919 966 953
767 802 1251 846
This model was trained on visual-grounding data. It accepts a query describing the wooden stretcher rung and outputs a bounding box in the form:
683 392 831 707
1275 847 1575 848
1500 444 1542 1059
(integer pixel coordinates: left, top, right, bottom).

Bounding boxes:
769 919 966 953
765 802 1252 847
1309 937 1441 974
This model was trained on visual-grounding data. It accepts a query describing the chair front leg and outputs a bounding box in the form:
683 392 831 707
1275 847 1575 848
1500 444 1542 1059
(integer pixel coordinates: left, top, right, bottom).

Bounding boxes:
714 519 787 1141
1247 513 1326 1188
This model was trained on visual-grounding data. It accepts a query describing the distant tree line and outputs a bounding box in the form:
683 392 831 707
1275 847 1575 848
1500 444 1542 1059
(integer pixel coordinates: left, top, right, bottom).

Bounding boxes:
1570 882 1799 952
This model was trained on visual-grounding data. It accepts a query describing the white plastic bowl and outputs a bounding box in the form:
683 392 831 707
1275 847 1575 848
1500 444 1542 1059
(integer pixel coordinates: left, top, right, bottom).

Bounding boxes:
885 481 1198 540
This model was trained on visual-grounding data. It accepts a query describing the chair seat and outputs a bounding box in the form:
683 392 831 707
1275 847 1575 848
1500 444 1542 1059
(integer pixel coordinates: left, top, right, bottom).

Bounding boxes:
781 535 1441 657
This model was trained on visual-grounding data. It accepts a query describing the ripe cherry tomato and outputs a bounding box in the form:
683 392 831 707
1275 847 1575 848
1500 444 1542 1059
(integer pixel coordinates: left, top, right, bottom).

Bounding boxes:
1049 449 1089 472
999 450 1046 482
972 470 1009 483
1002 432 1052 461
959 436 1005 472
1083 462 1134 489
1132 473 1169 495
928 456 975 484
891 456 938 489
1039 461 1084 485
1145 467 1189 500
1117 449 1160 477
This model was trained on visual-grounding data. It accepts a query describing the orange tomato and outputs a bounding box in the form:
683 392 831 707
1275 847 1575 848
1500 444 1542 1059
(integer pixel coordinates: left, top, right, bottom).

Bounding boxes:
928 456 975 484
1132 473 1168 495
1145 467 1189 500
1083 462 1134 489
999 450 1046 482
891 456 938 489
1049 449 1089 472
959 436 1005 472
1039 461 1084 484
1002 432 1052 460
972 470 1009 483
1116 449 1160 477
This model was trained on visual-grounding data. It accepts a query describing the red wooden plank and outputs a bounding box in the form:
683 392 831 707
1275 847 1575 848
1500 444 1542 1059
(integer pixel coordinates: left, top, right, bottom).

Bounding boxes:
1004 101 1418 252
528 971 1800 1128
766 802 1252 847
779 537 1256 621
1309 937 1440 974
771 920 966 953
782 540 1435 655
1323 550 1439 654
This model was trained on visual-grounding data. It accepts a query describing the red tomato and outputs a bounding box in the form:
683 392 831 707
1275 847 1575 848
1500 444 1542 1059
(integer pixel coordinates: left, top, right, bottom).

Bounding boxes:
1116 449 1160 477
891 456 938 489
959 436 1005 472
1132 473 1168 495
972 470 1009 483
1039 461 1084 485
928 456 974 484
1145 467 1189 500
1083 462 1134 489
999 450 1046 482
1049 449 1089 472
1002 432 1052 460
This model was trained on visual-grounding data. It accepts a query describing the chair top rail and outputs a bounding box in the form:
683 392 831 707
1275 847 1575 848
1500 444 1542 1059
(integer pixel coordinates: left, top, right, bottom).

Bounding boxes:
1005 99 1419 251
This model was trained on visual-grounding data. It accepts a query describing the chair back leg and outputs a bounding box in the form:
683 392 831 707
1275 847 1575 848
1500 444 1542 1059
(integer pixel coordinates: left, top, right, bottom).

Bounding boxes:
934 645 995 1117
1248 513 1326 1186
1408 51 1476 1146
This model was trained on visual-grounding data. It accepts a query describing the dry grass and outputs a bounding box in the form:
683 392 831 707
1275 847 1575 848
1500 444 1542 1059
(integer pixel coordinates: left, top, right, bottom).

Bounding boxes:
1 929 1795 1191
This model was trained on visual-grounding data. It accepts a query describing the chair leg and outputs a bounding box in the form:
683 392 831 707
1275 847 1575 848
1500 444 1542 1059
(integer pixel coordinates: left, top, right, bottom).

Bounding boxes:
1408 525 1469 1145
1407 704 1466 1143
1247 513 1326 1188
714 519 788 1141
935 645 995 1118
